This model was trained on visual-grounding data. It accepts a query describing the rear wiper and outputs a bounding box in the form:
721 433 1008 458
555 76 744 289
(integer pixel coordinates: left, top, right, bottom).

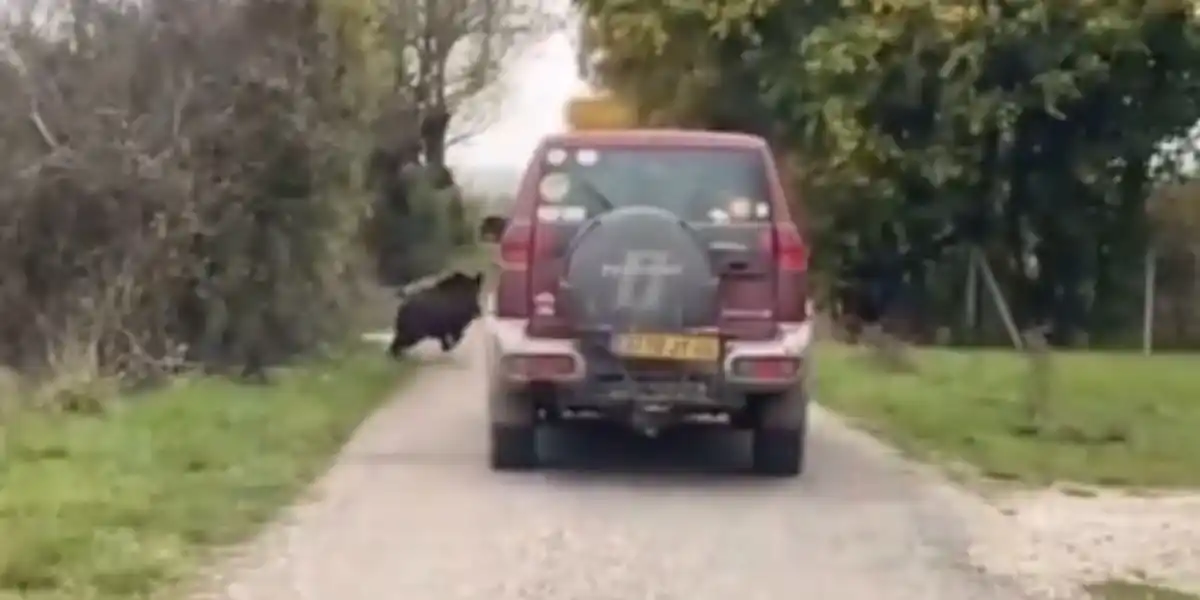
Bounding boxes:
574 175 692 234
571 175 615 214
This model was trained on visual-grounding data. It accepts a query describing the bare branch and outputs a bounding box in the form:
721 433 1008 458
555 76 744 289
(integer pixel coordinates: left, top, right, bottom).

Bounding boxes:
0 35 60 149
388 0 559 160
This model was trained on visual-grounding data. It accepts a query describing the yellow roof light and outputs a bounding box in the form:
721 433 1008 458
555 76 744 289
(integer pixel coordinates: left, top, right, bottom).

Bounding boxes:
565 94 636 130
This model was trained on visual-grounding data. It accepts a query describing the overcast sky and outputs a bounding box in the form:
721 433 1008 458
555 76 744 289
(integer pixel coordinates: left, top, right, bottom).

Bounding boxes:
446 0 585 177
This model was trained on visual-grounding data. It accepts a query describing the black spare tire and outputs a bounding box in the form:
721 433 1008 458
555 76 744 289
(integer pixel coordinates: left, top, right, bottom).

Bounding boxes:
560 206 717 332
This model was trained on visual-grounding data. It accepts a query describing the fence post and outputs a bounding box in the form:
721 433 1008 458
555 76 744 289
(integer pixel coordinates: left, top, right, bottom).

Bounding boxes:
974 247 1024 350
964 251 978 337
1143 247 1156 356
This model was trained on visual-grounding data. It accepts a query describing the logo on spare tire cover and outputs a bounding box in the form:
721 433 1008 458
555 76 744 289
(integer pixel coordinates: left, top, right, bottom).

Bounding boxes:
601 251 682 312
564 206 716 329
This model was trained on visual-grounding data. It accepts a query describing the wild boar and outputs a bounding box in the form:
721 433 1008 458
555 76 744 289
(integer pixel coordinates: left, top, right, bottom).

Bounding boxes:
388 271 484 357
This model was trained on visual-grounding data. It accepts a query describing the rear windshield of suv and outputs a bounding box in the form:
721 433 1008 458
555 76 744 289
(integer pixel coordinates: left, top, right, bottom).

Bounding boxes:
536 146 771 224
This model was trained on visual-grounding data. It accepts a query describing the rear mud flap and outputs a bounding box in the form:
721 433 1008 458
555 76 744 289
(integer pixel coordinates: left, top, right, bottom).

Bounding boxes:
758 387 809 429
486 372 534 426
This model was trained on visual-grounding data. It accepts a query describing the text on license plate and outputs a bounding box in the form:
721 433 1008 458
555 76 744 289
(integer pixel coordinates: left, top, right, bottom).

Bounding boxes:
611 333 720 361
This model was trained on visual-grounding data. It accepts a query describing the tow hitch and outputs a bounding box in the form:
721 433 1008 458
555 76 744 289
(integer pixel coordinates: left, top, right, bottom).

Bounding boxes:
631 403 671 437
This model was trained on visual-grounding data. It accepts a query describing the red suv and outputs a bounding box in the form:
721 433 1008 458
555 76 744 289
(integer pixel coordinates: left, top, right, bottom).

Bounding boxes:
483 129 812 476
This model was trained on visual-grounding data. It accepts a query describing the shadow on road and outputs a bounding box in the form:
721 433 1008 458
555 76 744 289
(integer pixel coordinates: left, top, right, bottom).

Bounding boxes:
346 422 792 483
535 422 775 480
357 339 799 482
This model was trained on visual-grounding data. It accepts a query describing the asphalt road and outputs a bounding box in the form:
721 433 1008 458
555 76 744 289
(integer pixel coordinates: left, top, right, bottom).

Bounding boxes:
201 325 1040 600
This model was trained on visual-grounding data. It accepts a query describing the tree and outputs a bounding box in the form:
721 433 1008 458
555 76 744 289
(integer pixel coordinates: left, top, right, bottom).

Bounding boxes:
387 0 559 169
1146 178 1200 346
577 0 1200 345
0 0 419 390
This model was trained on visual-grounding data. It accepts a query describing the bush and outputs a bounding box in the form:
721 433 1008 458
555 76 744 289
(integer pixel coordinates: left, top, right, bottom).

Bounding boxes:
447 191 473 247
0 0 405 398
364 161 477 286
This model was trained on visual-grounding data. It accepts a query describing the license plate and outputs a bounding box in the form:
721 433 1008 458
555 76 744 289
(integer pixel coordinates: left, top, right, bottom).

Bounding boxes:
611 333 720 361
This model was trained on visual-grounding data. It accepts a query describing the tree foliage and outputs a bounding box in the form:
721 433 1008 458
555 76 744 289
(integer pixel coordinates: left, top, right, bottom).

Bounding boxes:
0 0 469 397
359 0 558 287
577 0 1200 345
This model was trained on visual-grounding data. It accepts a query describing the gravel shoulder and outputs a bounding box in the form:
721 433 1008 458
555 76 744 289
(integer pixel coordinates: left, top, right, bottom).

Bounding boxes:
813 341 1200 597
968 489 1200 597
188 325 1200 600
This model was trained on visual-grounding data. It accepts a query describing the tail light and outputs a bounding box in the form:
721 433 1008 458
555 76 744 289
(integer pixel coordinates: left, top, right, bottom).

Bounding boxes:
496 221 532 317
761 223 809 323
730 357 802 381
498 221 533 266
501 354 579 382
762 223 808 271
496 223 563 319
499 220 560 264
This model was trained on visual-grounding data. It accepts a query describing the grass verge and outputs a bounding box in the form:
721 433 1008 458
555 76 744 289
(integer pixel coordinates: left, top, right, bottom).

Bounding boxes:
814 344 1200 487
0 344 409 600
1087 580 1200 599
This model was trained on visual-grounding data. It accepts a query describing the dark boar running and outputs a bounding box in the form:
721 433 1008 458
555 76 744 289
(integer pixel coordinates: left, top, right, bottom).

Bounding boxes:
388 271 484 358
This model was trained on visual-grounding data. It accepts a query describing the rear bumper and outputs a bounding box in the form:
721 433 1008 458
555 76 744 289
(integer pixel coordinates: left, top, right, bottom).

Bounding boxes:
482 315 813 399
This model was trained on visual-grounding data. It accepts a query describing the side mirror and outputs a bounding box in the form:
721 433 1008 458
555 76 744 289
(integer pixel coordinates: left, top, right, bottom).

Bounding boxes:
478 215 508 243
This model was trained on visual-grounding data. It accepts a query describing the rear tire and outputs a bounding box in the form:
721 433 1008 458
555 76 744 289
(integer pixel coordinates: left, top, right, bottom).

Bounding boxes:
489 423 538 471
750 389 808 477
752 428 803 476
487 384 539 471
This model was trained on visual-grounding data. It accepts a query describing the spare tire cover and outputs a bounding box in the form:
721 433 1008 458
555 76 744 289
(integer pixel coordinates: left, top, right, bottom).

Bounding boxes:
562 206 716 331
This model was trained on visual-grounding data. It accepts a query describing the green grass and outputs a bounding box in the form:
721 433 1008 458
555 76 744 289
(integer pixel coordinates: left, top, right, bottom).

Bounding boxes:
814 344 1200 487
0 346 410 600
1087 580 1200 599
